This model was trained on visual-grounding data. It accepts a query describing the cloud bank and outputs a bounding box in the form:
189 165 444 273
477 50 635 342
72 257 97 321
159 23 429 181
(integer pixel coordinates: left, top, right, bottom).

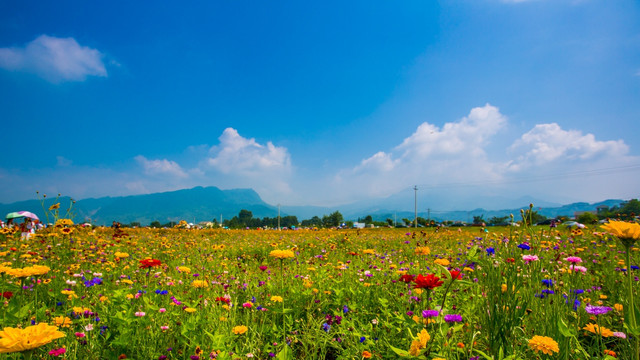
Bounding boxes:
0 35 107 82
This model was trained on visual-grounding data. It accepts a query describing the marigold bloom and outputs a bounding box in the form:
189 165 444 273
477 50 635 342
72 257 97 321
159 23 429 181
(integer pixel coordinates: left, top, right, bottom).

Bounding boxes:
415 246 431 256
53 316 72 328
269 250 295 259
362 350 372 358
114 252 129 258
192 280 208 288
0 323 65 353
232 325 248 335
270 296 283 303
434 258 450 266
528 335 559 355
583 323 614 337
413 274 444 290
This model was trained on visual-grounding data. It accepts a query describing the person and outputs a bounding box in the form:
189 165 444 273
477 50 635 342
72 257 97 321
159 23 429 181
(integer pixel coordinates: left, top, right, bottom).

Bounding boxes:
20 218 32 240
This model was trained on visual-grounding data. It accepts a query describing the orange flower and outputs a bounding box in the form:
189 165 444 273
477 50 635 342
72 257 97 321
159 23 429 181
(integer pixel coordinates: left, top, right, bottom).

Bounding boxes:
362 350 372 358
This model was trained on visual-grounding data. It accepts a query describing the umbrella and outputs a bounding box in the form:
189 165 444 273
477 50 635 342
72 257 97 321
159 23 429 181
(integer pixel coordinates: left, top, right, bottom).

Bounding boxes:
6 211 39 220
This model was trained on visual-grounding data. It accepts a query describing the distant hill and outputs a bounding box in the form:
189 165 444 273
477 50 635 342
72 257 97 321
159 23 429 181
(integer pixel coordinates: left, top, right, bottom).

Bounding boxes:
0 186 278 226
0 186 627 226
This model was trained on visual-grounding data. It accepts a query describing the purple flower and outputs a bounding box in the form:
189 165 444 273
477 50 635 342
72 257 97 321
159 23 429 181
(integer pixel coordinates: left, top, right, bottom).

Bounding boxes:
585 305 612 315
422 309 440 318
444 314 463 323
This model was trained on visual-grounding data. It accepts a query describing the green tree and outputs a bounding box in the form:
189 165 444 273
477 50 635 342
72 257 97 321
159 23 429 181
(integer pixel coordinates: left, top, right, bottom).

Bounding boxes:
149 220 162 228
577 212 598 224
322 211 344 227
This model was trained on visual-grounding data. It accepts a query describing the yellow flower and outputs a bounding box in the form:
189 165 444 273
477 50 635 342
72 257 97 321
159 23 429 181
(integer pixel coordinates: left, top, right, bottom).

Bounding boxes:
269 249 295 259
121 279 134 285
232 325 248 335
0 323 65 353
55 219 74 227
415 246 431 256
362 249 375 255
501 284 507 293
178 266 191 273
184 307 197 313
53 316 73 328
48 203 60 211
614 303 624 312
5 265 50 278
528 335 559 355
114 252 129 258
407 329 430 356
601 221 640 248
192 280 208 288
434 258 450 266
270 296 283 303
583 323 614 337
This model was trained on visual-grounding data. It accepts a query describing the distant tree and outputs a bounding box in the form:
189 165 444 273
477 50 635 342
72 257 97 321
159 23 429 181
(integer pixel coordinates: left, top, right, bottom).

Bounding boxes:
127 221 141 228
487 216 509 226
386 218 394 226
301 216 322 227
521 209 546 225
472 215 485 225
363 215 373 224
149 220 162 228
238 210 253 225
577 212 598 224
322 211 344 227
603 199 640 220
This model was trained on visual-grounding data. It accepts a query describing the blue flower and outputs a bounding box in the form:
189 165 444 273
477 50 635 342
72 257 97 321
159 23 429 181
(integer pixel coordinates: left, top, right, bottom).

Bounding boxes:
517 243 530 251
359 336 366 343
541 279 554 287
485 247 495 256
322 323 331 332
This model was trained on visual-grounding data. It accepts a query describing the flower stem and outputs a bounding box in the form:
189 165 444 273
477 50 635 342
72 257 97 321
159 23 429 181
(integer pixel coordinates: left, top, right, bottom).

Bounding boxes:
626 246 639 360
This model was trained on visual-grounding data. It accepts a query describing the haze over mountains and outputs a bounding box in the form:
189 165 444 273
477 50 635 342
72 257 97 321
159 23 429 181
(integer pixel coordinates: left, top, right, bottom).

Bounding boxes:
0 186 624 226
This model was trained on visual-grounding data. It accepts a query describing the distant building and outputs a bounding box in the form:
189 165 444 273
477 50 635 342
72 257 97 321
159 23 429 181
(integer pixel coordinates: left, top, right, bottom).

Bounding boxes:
353 222 365 229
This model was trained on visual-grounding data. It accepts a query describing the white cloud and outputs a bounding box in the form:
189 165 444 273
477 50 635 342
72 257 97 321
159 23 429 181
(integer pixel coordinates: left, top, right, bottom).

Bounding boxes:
135 155 188 178
207 128 291 176
337 104 508 199
508 123 629 170
0 35 107 82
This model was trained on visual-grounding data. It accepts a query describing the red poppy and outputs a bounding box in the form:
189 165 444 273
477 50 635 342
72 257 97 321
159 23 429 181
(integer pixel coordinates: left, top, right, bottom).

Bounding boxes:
506 258 515 263
139 259 162 269
413 274 444 289
399 274 415 283
1 291 13 299
449 270 462 280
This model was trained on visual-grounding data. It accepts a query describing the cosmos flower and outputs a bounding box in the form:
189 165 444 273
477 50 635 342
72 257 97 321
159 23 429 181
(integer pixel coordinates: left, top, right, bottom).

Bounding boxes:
585 305 612 315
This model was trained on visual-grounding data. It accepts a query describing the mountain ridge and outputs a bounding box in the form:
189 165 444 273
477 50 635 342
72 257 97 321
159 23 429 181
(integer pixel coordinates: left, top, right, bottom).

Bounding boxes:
0 186 626 225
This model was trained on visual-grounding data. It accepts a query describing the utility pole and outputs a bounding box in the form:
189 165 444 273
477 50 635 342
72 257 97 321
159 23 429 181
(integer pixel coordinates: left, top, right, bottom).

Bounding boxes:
277 204 281 231
414 185 418 228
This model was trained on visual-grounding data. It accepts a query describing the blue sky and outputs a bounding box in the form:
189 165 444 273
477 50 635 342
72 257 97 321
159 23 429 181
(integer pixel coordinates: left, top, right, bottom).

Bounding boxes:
1 0 639 208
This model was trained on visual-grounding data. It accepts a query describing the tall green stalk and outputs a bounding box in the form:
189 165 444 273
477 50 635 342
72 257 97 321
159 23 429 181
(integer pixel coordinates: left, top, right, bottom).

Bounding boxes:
625 246 639 360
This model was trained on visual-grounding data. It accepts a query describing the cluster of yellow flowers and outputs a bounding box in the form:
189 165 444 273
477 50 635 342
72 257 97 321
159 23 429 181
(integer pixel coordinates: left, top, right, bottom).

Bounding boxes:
269 249 295 259
232 325 248 335
408 329 430 356
55 219 74 227
4 265 50 278
415 246 431 256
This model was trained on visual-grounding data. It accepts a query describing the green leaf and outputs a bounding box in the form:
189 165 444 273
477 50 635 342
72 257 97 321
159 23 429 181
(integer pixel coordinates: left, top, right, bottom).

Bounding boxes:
388 345 410 357
557 318 576 337
276 345 293 360
472 348 495 360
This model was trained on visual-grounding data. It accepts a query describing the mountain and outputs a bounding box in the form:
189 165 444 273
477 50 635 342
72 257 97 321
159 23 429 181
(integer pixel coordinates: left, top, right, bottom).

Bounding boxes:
0 186 277 226
0 186 627 226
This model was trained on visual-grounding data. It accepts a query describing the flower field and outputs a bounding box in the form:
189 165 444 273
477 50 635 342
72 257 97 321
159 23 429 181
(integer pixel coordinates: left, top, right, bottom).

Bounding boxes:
1 218 640 359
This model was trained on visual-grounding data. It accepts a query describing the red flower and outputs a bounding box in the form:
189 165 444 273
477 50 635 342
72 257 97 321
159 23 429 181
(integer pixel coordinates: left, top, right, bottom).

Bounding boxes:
215 296 230 304
506 258 515 263
399 274 415 283
413 274 444 289
449 270 462 280
139 259 162 269
1 291 13 299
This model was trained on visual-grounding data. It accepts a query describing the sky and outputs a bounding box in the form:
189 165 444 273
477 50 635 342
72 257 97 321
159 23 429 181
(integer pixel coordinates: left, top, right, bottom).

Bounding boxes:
0 0 639 209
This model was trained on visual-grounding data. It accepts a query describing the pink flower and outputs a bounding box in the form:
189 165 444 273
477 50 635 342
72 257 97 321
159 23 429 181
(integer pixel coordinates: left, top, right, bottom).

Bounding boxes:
565 256 582 264
135 311 146 317
49 348 67 356
75 332 86 338
159 308 166 313
522 255 539 263
242 302 252 308
161 325 169 330
570 265 587 274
